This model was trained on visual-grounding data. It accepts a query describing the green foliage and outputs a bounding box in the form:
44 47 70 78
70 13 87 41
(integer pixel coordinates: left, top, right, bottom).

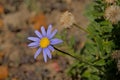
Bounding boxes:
64 0 120 80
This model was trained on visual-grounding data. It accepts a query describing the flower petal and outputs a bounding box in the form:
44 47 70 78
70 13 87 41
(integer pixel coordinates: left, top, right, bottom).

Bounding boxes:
50 38 63 45
28 37 39 41
28 42 39 47
48 45 54 52
34 30 42 38
41 26 46 36
29 45 39 48
49 29 57 39
45 48 52 59
34 48 42 59
47 24 52 37
43 48 47 62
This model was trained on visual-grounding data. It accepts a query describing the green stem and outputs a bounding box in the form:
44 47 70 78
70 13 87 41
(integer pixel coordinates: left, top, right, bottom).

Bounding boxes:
73 23 89 33
53 46 78 60
53 46 93 66
53 46 105 73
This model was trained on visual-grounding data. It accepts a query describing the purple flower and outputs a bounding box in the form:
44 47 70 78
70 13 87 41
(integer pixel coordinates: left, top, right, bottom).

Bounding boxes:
28 24 63 62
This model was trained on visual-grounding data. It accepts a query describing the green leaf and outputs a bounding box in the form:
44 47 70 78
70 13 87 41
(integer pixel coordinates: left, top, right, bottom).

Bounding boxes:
68 36 76 49
103 40 114 53
93 59 105 66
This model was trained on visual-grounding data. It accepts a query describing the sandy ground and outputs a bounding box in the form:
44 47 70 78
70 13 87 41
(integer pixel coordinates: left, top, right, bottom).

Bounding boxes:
0 0 91 80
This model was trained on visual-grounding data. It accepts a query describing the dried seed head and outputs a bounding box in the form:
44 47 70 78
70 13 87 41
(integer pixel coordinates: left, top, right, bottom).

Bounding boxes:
112 50 120 59
105 0 116 4
60 11 75 28
117 59 120 71
104 5 120 24
112 50 120 71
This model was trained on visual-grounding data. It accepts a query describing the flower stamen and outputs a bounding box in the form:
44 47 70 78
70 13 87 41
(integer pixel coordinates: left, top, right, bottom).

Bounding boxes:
40 37 50 48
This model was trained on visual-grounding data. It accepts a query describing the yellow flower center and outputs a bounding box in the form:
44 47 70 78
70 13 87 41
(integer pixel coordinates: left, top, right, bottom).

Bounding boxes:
40 37 50 48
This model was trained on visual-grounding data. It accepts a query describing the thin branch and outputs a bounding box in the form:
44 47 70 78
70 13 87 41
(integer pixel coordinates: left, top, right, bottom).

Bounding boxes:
73 23 89 33
53 46 79 60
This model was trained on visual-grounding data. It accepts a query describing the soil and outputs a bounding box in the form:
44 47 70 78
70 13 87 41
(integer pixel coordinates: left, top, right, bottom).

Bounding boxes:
0 0 91 80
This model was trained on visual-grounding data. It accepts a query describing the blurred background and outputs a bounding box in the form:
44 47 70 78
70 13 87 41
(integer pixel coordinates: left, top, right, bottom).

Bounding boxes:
0 0 91 80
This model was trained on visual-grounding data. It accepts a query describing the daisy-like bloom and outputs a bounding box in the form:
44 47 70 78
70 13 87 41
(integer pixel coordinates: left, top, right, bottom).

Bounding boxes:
60 11 75 28
28 25 63 62
104 5 120 24
105 0 116 4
